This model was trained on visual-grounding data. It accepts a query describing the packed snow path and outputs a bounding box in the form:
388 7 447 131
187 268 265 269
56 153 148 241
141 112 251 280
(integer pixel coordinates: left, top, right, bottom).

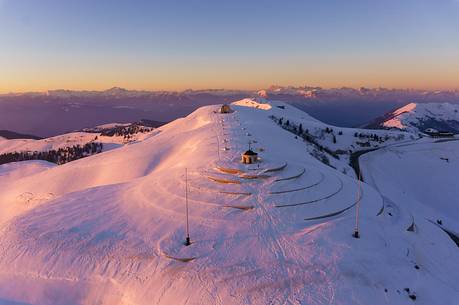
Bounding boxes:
0 99 458 305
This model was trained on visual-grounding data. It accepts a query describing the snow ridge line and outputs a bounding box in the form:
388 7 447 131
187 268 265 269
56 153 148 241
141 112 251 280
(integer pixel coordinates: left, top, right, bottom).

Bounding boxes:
269 172 325 194
303 187 364 221
275 174 343 208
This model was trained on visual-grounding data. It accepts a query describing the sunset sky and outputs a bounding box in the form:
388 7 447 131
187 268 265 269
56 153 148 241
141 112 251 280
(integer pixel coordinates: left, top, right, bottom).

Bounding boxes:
0 0 458 92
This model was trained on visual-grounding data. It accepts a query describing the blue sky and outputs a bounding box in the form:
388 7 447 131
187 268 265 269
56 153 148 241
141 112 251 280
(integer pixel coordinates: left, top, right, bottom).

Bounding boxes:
0 0 458 91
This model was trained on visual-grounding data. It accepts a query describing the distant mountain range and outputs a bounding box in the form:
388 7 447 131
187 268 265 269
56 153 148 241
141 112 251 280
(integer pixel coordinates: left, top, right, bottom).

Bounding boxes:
1 87 252 99
1 86 459 137
257 85 459 101
3 86 459 101
0 130 42 140
364 102 459 134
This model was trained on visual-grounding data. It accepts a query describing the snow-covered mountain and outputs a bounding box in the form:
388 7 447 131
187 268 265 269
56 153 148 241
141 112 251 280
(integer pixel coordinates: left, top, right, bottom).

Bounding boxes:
0 99 458 305
0 121 159 167
365 102 459 134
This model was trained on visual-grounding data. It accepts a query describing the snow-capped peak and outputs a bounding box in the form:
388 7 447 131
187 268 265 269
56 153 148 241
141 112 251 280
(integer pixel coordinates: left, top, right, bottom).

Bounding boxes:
392 102 417 116
232 98 272 110
368 102 459 134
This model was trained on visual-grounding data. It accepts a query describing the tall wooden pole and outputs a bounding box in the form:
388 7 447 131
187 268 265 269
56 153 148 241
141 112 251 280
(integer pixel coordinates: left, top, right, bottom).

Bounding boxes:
185 167 191 246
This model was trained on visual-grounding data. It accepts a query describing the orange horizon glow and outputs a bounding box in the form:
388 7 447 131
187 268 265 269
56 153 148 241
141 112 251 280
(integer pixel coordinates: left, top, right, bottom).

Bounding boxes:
2 64 459 93
1 75 458 94
2 82 459 95
1 52 458 94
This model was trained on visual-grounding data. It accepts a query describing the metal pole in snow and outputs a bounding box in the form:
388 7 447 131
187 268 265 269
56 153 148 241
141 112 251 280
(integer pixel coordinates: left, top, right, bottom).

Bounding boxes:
185 167 191 246
217 134 221 160
214 114 221 161
353 170 361 239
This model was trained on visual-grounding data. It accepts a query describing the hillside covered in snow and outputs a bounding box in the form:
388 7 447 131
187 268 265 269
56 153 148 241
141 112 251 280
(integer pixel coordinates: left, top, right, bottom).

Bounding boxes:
366 102 459 134
0 99 458 305
0 122 158 166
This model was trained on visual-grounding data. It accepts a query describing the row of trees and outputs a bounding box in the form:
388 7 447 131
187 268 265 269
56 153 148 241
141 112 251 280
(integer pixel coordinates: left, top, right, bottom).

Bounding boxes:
354 132 389 142
270 115 340 160
281 119 342 144
100 124 153 137
0 142 103 165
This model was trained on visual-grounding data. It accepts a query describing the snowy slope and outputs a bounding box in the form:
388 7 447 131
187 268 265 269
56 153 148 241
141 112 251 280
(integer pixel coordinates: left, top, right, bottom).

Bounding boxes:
0 99 458 305
252 98 412 178
0 132 114 155
360 138 459 233
367 102 459 133
0 128 159 155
